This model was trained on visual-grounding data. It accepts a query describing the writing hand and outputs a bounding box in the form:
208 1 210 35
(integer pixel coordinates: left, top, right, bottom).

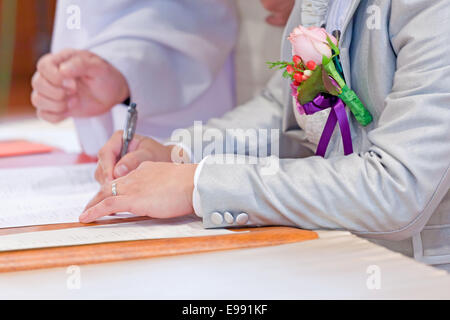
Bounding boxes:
80 162 197 223
94 131 190 184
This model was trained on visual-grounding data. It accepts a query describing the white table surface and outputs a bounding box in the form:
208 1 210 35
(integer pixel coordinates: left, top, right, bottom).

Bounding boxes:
0 231 449 300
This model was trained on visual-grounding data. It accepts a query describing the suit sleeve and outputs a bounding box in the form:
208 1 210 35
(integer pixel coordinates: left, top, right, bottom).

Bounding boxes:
193 0 450 241
169 73 313 163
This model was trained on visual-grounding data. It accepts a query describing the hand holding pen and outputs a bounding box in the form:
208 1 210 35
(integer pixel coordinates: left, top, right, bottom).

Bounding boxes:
93 102 180 184
120 103 138 159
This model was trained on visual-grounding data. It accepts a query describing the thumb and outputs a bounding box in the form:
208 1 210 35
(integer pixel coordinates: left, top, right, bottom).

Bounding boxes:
59 51 99 80
114 150 153 179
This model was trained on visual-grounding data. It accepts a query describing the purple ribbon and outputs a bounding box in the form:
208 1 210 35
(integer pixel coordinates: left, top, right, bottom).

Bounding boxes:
297 94 353 157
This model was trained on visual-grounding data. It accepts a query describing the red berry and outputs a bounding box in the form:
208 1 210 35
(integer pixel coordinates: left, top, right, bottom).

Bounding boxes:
293 81 301 87
306 61 316 70
293 72 303 83
293 55 302 66
286 65 294 74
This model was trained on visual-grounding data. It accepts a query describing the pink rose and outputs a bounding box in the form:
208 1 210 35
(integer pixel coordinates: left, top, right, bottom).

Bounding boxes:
288 25 338 65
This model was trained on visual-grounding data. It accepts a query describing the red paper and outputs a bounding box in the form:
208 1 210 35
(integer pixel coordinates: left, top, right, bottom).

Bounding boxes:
0 140 54 158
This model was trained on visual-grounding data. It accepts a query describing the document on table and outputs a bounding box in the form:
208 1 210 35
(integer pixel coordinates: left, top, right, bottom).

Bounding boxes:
0 164 129 229
0 215 236 252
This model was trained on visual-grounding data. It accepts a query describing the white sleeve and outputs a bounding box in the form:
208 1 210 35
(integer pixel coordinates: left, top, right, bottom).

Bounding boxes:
84 0 238 118
52 0 238 155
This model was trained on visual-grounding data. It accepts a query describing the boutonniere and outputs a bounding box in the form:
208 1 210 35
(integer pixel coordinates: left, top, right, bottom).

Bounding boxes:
268 25 373 157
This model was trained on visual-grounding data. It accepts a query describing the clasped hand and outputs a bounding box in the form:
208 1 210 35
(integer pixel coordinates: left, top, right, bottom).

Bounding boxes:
31 49 130 122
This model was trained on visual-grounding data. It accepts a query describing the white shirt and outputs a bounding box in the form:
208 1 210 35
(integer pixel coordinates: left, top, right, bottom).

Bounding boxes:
52 0 238 155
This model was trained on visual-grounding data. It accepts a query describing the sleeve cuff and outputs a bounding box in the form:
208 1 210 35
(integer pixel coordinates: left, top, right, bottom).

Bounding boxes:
192 156 211 218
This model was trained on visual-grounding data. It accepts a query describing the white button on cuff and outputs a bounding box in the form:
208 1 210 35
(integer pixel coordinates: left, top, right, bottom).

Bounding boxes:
211 212 224 225
224 212 234 224
236 213 249 225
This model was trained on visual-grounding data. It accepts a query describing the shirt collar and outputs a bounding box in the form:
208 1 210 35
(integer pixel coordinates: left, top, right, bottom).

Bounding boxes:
326 0 354 34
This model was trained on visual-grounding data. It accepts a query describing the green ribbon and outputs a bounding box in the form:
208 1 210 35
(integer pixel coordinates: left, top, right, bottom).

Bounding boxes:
323 56 373 127
338 85 373 127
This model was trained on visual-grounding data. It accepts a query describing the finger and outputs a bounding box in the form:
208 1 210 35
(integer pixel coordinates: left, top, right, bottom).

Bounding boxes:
83 183 112 212
97 131 124 182
114 149 153 178
31 90 68 113
79 196 132 223
94 161 119 187
53 48 78 62
94 164 103 184
36 109 68 124
41 49 79 92
31 72 66 101
66 95 79 111
59 51 100 79
36 54 65 87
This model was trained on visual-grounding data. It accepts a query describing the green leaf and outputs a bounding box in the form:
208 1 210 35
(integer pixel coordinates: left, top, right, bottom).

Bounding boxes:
321 68 339 96
322 57 346 89
322 54 332 66
326 36 340 56
267 61 289 70
298 65 329 105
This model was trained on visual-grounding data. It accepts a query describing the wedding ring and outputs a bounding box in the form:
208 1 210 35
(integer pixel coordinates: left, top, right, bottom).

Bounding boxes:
111 182 118 196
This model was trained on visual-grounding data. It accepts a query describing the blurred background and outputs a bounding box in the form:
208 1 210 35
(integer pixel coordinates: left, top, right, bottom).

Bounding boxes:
0 0 283 119
0 0 56 117
0 0 282 154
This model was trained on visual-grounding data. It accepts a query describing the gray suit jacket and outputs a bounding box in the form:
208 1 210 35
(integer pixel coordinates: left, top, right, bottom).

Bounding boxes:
173 0 450 266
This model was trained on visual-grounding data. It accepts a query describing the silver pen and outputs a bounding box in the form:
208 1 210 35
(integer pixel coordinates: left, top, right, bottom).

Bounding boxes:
120 102 138 159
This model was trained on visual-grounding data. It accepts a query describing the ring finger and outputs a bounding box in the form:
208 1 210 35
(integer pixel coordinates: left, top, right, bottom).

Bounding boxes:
84 178 126 212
